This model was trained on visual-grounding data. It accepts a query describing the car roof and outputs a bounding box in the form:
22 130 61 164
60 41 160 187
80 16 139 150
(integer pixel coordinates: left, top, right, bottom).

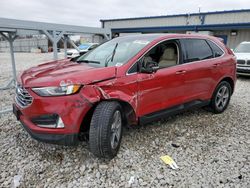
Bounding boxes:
114 33 225 51
116 33 219 41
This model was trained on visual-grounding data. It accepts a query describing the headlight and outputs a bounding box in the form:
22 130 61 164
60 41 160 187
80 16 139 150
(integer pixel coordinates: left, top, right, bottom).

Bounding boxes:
32 84 81 96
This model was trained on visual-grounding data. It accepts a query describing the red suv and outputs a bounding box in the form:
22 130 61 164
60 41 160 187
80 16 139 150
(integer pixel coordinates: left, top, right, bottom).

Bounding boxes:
13 34 236 158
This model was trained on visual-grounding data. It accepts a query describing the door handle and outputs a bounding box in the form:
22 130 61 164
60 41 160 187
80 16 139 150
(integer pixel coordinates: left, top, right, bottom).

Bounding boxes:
175 70 186 75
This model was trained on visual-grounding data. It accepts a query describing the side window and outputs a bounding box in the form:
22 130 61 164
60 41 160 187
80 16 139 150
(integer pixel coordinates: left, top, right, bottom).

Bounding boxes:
182 39 213 63
206 40 224 57
142 40 179 69
127 40 180 74
127 62 138 74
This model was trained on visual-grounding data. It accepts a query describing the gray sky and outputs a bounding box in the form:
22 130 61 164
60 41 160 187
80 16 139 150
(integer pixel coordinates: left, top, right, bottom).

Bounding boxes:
1 0 250 27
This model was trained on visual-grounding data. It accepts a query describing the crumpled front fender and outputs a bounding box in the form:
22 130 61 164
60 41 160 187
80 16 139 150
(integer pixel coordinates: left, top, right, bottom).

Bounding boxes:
79 84 138 125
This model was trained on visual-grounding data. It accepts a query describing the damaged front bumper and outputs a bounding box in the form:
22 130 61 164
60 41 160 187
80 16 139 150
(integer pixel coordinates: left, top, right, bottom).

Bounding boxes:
13 87 95 145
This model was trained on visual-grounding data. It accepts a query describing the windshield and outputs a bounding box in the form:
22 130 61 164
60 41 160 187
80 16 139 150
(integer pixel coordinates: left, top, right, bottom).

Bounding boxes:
76 35 156 67
78 44 91 50
235 43 250 53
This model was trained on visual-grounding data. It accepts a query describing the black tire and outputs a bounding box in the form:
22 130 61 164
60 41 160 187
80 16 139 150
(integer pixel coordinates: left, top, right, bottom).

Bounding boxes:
89 101 123 159
209 81 232 114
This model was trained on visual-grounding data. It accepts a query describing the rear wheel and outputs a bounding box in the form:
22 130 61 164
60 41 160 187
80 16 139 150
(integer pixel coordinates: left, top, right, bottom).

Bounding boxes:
89 101 123 159
209 81 232 114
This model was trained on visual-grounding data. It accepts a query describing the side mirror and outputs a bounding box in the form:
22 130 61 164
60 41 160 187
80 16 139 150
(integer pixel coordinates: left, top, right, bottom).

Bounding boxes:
140 61 160 73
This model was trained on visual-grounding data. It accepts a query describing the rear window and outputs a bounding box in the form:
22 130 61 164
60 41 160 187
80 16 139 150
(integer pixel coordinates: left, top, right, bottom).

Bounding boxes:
206 40 224 57
182 39 213 63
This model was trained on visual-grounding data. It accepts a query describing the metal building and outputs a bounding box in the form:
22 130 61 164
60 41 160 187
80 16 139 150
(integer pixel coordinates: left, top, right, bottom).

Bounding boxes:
101 9 250 49
0 37 48 52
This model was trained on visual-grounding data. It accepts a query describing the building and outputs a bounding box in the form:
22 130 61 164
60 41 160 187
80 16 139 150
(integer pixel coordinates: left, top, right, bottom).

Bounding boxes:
0 37 48 52
101 9 250 49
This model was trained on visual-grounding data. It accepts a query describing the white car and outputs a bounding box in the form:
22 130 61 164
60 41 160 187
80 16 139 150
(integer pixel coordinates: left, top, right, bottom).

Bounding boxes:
67 43 99 58
234 42 250 76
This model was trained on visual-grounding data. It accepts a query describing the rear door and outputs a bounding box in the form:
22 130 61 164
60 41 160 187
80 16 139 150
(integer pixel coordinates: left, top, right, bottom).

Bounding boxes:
179 38 223 102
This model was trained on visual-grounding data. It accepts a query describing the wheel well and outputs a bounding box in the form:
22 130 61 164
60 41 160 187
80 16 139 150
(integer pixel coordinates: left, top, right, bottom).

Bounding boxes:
78 103 97 140
220 77 235 94
117 100 137 126
79 100 137 136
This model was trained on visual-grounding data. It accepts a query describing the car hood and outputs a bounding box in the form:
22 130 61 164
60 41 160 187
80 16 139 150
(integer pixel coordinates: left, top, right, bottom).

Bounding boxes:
18 59 117 87
234 53 250 60
67 49 78 53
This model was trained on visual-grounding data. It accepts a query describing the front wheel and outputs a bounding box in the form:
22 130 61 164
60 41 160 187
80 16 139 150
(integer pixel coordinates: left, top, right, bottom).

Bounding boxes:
209 81 232 114
89 101 123 159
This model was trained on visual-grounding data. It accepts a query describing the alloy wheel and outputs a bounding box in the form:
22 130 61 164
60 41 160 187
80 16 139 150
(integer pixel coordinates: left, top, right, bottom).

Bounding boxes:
215 86 230 111
110 110 122 149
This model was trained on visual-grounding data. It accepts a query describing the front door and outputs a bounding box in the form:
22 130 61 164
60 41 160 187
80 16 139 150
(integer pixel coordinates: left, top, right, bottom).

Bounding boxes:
136 39 186 116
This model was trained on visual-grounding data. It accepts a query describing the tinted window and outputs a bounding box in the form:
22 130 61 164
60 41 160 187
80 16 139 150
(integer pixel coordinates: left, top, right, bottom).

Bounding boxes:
128 62 138 74
206 40 224 57
182 39 213 63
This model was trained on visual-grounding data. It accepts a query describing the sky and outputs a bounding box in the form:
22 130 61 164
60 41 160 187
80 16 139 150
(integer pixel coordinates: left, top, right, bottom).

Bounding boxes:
0 0 250 27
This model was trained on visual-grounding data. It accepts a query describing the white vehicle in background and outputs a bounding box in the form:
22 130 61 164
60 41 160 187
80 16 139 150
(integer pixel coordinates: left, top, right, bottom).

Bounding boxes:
67 43 99 58
234 41 250 76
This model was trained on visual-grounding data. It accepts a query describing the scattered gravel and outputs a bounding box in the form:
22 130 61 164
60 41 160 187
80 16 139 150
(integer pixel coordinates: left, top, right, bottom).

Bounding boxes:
0 52 249 187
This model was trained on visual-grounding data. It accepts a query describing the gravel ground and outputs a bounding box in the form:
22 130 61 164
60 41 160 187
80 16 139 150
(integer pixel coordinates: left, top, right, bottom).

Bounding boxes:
0 52 249 187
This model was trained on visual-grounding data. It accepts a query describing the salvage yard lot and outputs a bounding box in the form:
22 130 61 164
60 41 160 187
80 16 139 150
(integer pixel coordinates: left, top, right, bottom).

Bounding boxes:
0 52 249 187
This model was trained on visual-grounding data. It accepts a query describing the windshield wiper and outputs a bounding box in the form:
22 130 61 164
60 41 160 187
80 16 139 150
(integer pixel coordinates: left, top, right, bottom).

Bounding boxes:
76 60 100 64
105 43 118 67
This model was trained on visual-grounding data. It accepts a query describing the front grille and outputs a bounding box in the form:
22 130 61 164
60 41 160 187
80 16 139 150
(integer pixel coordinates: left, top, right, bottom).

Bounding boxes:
67 52 73 56
237 69 250 73
15 85 33 108
247 60 250 65
237 60 246 65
